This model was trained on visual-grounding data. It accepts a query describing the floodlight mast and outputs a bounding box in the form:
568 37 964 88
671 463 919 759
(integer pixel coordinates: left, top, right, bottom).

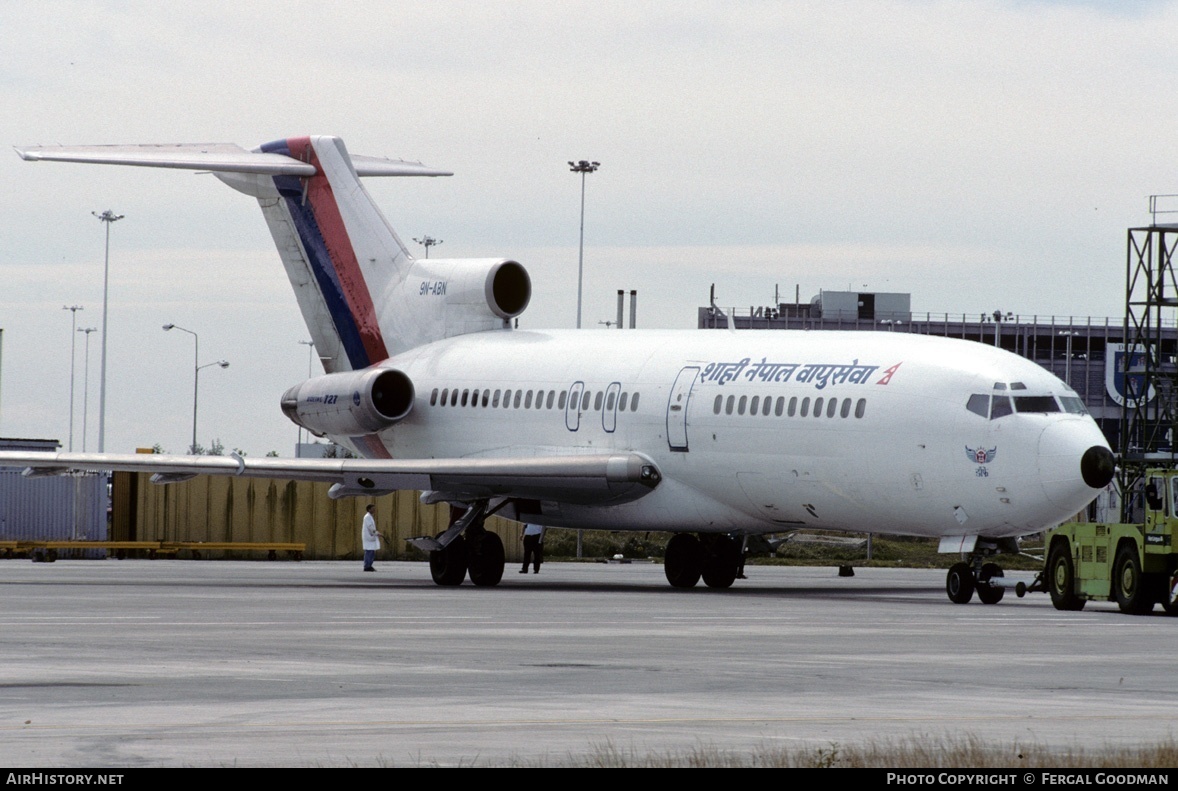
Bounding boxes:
413 236 442 258
77 327 97 452
569 160 600 329
92 209 123 452
296 339 315 455
63 305 84 451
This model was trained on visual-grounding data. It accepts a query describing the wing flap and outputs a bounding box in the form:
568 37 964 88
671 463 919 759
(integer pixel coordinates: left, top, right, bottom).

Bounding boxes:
0 451 661 506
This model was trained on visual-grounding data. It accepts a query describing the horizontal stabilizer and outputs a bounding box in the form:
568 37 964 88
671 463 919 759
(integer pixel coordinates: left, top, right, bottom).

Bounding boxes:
351 155 453 178
14 143 451 177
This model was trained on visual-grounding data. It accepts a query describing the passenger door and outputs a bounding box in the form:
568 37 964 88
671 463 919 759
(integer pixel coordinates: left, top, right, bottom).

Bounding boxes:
565 381 585 432
666 367 699 452
602 382 621 433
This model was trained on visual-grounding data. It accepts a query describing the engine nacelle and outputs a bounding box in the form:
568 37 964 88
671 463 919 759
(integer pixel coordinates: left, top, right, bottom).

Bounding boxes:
478 259 531 319
408 257 531 322
281 367 414 437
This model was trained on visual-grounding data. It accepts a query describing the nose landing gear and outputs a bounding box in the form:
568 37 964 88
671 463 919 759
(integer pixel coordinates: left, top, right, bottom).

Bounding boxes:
944 539 1026 604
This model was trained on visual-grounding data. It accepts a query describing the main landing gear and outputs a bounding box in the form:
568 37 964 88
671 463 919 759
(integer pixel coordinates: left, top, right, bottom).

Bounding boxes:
664 533 743 589
944 539 1025 605
409 500 508 587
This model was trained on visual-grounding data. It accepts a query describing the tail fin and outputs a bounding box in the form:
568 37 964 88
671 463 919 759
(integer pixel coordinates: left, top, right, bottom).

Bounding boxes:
221 135 438 372
17 136 530 372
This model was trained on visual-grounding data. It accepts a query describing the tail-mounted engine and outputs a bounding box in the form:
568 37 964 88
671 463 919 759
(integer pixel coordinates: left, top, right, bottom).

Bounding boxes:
404 258 531 335
281 367 414 437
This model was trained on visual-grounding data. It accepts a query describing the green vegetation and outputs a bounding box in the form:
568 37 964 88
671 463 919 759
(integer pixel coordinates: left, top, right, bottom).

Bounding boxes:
543 529 1045 571
381 735 1178 767
518 735 1178 768
543 529 662 561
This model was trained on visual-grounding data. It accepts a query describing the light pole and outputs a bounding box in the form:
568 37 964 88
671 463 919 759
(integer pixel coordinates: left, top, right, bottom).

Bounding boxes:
1059 329 1077 386
568 160 598 562
296 339 315 456
78 327 97 452
164 323 229 454
568 160 600 329
412 236 442 258
63 305 83 451
92 210 123 451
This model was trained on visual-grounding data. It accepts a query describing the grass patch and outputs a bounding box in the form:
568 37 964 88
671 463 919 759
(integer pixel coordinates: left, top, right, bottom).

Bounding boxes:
542 529 1045 571
504 735 1178 768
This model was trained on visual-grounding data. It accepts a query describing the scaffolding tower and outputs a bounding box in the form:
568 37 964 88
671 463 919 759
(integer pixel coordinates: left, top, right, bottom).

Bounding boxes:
1119 197 1178 518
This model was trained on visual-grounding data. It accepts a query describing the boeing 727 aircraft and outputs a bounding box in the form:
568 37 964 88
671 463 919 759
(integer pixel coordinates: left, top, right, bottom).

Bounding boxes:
5 136 1116 603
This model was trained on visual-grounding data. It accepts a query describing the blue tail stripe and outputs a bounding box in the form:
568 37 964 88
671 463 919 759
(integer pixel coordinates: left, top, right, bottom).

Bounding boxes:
261 139 372 370
281 195 371 369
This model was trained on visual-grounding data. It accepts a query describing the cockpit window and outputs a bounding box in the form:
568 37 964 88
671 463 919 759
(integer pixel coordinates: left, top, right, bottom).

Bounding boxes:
1013 396 1060 413
991 395 1013 419
1011 382 1027 390
1059 396 1088 415
993 382 1007 391
966 394 989 417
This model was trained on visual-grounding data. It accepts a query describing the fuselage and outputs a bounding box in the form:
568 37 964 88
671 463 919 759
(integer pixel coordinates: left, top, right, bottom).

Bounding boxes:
334 327 1110 539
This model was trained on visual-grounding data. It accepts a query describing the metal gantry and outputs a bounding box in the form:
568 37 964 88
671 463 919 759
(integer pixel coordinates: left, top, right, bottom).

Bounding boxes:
1119 211 1178 518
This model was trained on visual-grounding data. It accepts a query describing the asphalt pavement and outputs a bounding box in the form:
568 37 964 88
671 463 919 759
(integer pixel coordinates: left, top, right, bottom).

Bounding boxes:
1 559 1174 767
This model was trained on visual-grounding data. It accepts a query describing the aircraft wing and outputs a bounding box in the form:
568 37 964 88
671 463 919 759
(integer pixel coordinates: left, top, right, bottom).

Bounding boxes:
0 451 660 505
14 144 452 177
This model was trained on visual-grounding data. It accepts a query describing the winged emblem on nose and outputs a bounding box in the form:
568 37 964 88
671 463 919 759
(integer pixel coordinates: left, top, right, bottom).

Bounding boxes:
965 446 997 464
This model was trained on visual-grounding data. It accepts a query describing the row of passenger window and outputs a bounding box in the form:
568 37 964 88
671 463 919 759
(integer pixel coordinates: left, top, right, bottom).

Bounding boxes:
712 393 867 419
966 393 1088 420
429 387 642 413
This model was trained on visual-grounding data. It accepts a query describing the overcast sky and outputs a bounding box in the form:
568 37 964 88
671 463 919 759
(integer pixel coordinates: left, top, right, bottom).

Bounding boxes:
1 0 1175 456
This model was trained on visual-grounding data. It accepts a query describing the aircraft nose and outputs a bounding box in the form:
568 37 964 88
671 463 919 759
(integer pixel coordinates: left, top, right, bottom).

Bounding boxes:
1038 420 1114 511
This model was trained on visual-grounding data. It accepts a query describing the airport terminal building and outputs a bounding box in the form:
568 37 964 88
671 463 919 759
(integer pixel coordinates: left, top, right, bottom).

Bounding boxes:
697 289 1171 452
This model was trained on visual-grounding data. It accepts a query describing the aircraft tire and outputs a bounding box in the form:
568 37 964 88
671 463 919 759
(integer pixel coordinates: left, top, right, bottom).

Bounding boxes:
429 534 468 586
946 562 975 604
468 531 505 587
1113 544 1153 615
664 533 702 588
976 563 1005 604
1047 541 1085 611
701 535 740 589
701 566 737 589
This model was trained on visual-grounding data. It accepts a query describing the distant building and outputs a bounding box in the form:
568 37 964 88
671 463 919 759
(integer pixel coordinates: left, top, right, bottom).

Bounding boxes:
296 442 355 459
698 290 1170 450
0 437 106 543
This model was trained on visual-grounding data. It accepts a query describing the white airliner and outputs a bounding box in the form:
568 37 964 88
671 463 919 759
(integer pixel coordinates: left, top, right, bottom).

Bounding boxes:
4 136 1115 602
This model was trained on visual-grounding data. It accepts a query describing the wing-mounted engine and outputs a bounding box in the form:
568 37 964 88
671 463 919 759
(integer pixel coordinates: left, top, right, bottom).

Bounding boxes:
390 258 531 346
281 367 414 437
